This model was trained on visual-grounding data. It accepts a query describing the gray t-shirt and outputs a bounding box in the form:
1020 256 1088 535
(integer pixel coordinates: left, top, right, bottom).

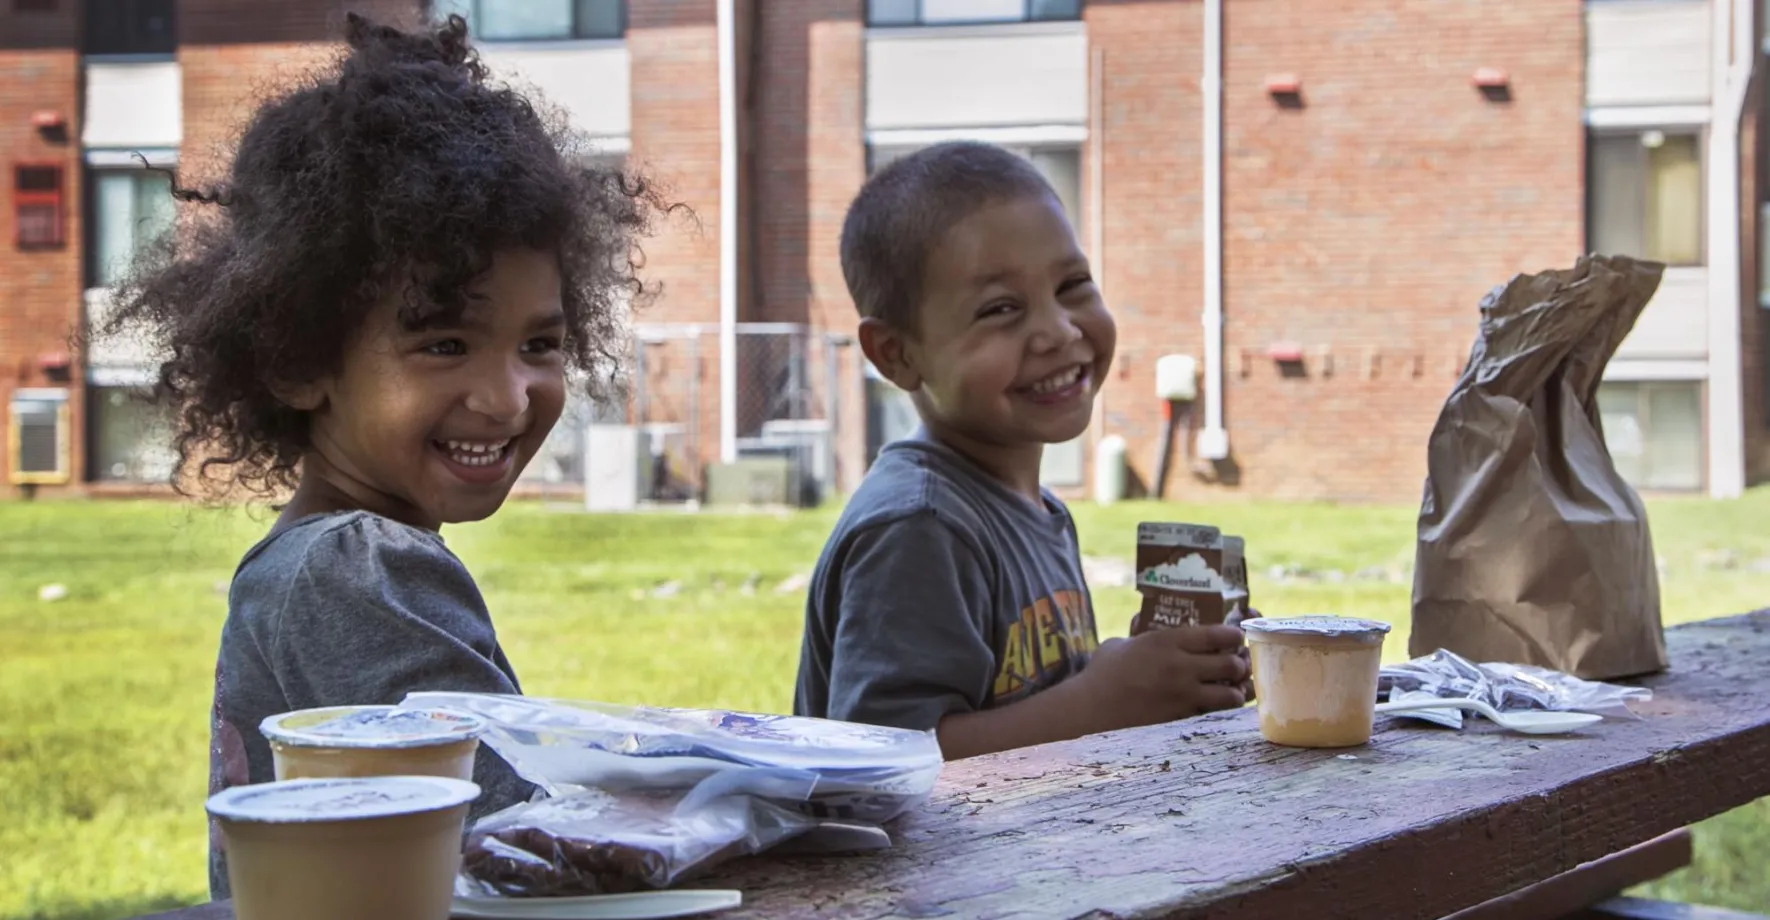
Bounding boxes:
206 511 535 898
794 436 1101 733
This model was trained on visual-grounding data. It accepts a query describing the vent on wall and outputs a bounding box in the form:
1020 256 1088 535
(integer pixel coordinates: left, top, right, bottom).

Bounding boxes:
9 389 71 485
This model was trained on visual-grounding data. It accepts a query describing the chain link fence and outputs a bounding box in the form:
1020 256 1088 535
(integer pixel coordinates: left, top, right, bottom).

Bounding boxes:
523 322 858 508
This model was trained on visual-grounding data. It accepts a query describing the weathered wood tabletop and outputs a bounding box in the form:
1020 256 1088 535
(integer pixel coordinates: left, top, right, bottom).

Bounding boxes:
138 612 1770 920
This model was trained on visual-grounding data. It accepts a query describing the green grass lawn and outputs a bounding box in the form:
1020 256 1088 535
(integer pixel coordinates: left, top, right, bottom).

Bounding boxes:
2 494 1767 920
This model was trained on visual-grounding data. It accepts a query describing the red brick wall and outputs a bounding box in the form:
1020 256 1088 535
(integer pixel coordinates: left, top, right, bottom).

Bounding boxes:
179 1 419 185
749 0 864 487
0 2 82 491
1086 0 1205 499
627 0 723 481
179 43 344 187
180 0 419 45
1088 0 1586 502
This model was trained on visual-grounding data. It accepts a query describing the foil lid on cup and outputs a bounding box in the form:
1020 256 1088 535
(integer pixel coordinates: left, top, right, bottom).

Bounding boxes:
1243 616 1393 639
206 776 481 824
261 705 486 750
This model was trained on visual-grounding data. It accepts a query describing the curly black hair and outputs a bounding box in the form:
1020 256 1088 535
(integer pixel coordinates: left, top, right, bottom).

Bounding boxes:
102 12 668 497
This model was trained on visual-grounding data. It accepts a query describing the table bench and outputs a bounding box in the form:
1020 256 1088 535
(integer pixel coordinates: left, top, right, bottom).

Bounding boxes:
137 611 1770 920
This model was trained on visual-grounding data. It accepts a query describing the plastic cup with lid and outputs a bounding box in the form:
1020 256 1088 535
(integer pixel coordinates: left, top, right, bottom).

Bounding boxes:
260 705 487 782
1244 616 1392 748
208 775 481 920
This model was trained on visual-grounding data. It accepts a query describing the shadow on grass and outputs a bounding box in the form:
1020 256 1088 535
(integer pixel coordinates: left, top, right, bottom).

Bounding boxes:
21 894 209 920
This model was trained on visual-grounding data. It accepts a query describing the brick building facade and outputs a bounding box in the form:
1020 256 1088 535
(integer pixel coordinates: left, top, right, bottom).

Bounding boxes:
3 0 1766 502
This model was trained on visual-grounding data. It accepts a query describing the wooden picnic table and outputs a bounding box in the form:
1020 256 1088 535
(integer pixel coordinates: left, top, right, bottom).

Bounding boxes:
138 611 1770 920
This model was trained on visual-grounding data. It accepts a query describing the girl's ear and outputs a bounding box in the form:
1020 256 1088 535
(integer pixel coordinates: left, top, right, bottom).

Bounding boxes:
270 380 326 412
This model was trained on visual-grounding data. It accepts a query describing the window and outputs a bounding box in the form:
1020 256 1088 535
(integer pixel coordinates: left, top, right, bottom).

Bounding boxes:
90 168 174 287
1598 380 1704 491
433 0 625 41
1588 129 1703 266
14 165 65 250
85 0 176 55
869 0 1081 27
8 389 71 485
88 386 175 482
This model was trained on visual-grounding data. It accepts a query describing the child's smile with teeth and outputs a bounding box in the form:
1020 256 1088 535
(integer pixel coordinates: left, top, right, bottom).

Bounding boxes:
437 439 512 467
1023 365 1085 396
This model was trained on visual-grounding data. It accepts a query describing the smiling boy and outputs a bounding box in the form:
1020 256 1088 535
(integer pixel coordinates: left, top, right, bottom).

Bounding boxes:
794 142 1249 760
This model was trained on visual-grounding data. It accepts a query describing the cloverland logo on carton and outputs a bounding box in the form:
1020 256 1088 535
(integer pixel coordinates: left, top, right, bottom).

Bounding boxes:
1140 555 1223 591
1135 522 1228 631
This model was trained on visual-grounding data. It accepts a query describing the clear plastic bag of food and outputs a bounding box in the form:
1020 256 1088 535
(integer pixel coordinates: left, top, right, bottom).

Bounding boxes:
459 785 860 898
404 692 942 823
1378 648 1652 721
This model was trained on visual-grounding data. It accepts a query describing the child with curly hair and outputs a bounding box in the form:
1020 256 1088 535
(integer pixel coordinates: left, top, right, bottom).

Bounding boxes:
98 13 664 898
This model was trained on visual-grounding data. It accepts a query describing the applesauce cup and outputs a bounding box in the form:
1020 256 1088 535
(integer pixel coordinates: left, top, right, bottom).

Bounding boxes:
1244 616 1391 748
261 706 486 781
209 775 479 920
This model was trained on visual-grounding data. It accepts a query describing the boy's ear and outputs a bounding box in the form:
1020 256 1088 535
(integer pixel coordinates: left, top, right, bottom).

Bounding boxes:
857 317 922 393
269 379 326 412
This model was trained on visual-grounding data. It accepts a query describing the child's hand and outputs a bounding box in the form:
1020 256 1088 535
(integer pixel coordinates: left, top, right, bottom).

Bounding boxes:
1080 624 1249 729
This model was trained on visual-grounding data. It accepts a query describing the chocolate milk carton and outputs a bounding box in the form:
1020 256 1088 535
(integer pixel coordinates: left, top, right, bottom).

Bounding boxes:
1135 523 1227 632
1222 535 1249 627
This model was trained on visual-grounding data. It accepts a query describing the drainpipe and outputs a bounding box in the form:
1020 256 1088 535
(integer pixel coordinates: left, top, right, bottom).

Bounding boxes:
1196 0 1229 462
717 0 739 464
1707 0 1754 498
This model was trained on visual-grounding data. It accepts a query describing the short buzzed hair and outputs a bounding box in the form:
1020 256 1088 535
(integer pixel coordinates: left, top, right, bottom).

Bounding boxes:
840 141 1059 332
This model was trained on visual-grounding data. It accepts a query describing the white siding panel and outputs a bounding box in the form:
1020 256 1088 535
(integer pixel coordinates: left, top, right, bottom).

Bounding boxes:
866 27 1087 131
1585 0 1711 107
82 61 182 149
476 42 631 142
1617 266 1710 360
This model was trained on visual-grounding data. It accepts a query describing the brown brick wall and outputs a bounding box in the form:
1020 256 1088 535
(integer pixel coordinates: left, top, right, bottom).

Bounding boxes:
1089 0 1586 502
749 0 864 487
179 43 343 186
1085 0 1205 499
181 0 419 45
0 18 83 491
0 1 79 51
627 0 723 479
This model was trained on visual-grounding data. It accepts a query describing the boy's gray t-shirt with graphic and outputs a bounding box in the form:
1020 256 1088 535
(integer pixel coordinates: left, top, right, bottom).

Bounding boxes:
794 436 1101 733
206 511 535 898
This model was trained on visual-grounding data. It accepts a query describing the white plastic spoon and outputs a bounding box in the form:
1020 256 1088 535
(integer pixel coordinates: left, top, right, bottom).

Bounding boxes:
1375 698 1603 735
451 889 743 920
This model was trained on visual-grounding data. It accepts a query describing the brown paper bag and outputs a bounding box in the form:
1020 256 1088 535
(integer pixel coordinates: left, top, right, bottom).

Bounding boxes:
1411 254 1668 680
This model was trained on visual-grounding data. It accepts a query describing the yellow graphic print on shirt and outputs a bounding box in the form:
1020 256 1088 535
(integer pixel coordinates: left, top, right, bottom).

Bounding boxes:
992 589 1099 704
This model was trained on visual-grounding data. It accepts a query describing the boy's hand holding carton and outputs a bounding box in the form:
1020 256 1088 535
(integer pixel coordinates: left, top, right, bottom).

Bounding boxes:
1084 522 1259 725
1076 623 1249 730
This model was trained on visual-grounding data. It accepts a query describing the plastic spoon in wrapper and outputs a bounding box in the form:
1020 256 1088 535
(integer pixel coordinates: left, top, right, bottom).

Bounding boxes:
451 890 743 920
1375 698 1603 735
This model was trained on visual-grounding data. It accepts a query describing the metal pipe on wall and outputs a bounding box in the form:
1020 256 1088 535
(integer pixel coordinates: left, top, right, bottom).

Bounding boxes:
1197 0 1229 462
716 0 739 464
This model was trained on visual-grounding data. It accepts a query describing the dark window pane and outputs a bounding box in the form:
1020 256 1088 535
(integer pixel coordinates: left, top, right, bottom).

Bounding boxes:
575 0 623 37
86 0 176 54
478 0 572 40
1031 0 1081 18
869 0 918 25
